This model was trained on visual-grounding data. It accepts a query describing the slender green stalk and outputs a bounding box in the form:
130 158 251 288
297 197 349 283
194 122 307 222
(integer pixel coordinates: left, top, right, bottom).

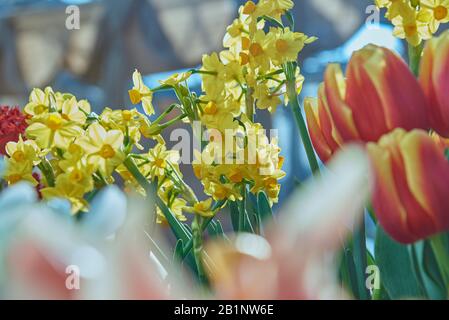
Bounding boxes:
285 63 321 175
245 88 254 121
38 157 55 187
182 200 227 258
192 215 207 285
430 234 449 287
408 43 423 77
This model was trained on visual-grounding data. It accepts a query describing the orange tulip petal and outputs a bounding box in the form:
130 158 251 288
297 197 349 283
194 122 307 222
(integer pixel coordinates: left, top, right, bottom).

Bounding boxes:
324 64 360 141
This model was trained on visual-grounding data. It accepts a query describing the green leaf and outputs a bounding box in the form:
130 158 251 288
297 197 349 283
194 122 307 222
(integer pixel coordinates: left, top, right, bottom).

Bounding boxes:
284 11 295 29
173 239 184 261
375 226 423 299
156 197 191 243
340 247 360 299
422 240 447 299
258 15 284 28
352 219 370 300
257 192 273 225
229 201 240 232
214 220 225 237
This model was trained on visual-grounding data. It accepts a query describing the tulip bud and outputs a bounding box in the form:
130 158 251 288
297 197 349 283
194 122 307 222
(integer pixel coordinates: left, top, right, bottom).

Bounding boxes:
420 30 449 138
368 129 449 243
304 85 343 162
306 44 430 163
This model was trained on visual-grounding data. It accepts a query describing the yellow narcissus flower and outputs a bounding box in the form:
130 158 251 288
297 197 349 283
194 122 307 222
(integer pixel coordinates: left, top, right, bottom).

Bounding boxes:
129 69 154 115
375 0 409 19
156 182 187 224
159 71 192 86
199 96 239 131
26 112 83 149
141 142 180 180
253 83 282 113
392 7 433 46
77 123 125 177
421 0 449 32
58 142 85 172
203 180 242 201
247 30 272 71
5 135 41 165
201 53 226 97
41 164 95 213
184 198 215 217
266 27 317 66
100 108 144 149
3 158 37 186
60 97 88 125
24 87 53 116
261 0 294 20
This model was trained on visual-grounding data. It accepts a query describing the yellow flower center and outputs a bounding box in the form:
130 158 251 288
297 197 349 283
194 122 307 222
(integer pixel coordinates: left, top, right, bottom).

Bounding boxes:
204 101 218 115
276 39 289 53
68 143 81 154
404 24 418 37
229 171 243 183
46 114 63 130
154 158 166 168
277 156 285 169
242 1 256 14
249 43 263 56
193 165 203 179
8 174 22 184
239 52 250 65
122 110 132 121
69 169 84 183
99 144 116 159
214 187 228 200
35 104 47 114
194 202 208 212
241 37 251 50
12 150 26 162
128 89 142 104
434 6 448 20
264 177 278 188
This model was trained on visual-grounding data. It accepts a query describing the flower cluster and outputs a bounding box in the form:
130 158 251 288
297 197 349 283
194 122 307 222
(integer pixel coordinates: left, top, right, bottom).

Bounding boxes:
1 85 186 216
375 0 449 46
305 30 449 243
191 0 316 204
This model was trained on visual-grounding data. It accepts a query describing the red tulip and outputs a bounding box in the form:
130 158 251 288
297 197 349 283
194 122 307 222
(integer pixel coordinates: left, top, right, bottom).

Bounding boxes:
420 30 449 138
368 128 449 244
306 44 429 162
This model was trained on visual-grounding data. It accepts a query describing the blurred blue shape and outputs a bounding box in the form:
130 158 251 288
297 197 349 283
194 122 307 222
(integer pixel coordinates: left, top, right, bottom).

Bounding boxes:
61 0 93 4
303 24 404 74
0 182 37 211
82 185 127 237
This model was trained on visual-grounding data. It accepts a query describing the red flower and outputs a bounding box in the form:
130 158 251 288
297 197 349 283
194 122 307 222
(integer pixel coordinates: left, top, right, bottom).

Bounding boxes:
0 106 29 155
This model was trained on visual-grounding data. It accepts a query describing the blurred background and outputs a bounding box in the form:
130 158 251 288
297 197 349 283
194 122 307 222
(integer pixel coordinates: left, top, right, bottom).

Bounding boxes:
0 0 405 215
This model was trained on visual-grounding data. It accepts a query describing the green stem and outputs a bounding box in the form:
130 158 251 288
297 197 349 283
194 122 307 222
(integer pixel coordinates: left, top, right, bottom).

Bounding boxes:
245 87 254 121
153 103 179 124
408 43 423 77
182 200 226 258
38 158 55 187
123 156 191 243
285 64 321 175
192 215 207 285
430 234 449 288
